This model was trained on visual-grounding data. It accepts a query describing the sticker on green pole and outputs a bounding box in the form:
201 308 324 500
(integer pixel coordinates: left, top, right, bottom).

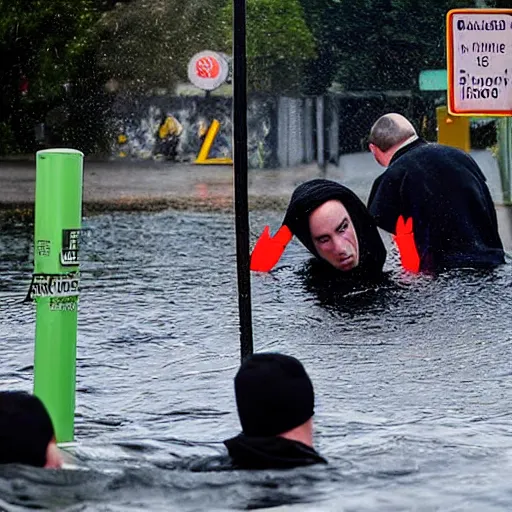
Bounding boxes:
61 229 80 266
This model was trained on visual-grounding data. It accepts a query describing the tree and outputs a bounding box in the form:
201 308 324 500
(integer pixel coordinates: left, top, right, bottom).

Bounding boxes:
94 0 227 92
332 0 479 91
96 0 316 95
298 0 342 95
221 0 316 93
0 0 104 152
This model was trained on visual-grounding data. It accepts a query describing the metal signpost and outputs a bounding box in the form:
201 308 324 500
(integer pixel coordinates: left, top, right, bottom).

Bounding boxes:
233 0 254 361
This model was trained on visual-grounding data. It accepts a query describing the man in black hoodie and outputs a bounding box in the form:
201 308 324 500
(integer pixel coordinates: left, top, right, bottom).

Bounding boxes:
250 179 387 282
224 353 327 469
368 113 504 272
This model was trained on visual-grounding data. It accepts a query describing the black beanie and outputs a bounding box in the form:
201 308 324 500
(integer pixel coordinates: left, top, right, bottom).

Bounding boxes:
0 391 55 467
282 179 386 278
234 353 314 437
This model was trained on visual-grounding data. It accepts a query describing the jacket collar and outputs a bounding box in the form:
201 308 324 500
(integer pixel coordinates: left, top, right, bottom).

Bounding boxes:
224 433 327 469
389 137 427 166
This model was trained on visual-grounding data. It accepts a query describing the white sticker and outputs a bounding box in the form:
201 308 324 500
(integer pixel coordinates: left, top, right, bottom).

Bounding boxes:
61 229 80 266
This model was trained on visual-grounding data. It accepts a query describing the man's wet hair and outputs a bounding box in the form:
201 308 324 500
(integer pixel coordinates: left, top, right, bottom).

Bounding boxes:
0 391 55 467
369 114 417 152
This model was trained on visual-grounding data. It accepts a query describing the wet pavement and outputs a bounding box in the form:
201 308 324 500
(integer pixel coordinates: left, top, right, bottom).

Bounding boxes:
0 150 510 249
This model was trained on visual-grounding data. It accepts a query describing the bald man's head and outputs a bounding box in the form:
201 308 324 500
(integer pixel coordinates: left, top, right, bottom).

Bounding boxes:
368 113 417 152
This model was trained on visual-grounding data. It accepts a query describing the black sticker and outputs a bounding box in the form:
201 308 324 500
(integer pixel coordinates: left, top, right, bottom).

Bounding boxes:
61 229 80 266
24 273 80 302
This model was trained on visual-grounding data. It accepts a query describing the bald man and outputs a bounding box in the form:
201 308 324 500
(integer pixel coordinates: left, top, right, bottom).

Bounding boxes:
367 113 504 272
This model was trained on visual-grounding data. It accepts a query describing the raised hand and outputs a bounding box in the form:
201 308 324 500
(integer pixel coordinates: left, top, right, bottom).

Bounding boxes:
393 216 420 273
250 225 293 272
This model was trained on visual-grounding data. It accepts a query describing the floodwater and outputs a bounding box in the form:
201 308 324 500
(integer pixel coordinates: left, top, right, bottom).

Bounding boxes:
0 209 512 511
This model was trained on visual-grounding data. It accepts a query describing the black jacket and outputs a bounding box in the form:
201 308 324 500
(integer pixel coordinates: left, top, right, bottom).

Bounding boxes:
368 140 504 271
224 434 327 470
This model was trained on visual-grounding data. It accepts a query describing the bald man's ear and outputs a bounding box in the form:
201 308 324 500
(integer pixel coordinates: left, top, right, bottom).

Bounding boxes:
369 143 380 161
369 143 386 167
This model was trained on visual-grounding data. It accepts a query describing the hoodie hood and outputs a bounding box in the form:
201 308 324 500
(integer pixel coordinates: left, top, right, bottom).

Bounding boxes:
283 179 386 278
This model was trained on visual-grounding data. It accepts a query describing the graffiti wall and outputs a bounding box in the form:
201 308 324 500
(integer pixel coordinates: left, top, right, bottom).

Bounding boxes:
111 94 280 168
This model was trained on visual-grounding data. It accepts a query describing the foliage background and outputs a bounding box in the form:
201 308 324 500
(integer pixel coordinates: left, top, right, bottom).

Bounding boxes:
0 0 506 154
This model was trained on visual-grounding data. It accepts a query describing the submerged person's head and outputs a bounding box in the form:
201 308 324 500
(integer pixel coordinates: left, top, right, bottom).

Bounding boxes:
368 113 418 167
225 353 327 469
0 391 62 468
234 353 315 446
283 179 386 278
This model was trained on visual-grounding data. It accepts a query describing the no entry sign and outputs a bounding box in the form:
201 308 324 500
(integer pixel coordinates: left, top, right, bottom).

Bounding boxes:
447 8 512 116
187 51 229 91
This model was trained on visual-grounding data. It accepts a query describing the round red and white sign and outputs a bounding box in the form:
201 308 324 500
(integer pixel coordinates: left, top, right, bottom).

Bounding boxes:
188 51 229 91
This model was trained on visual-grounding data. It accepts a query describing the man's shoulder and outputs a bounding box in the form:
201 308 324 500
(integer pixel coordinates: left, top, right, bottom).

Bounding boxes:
397 142 476 166
391 142 473 171
413 143 466 156
390 142 487 186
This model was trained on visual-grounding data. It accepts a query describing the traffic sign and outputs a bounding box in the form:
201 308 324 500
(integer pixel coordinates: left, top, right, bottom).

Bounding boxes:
447 8 512 116
187 51 229 91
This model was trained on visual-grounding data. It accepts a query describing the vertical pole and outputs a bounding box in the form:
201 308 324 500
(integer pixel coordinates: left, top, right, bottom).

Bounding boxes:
233 0 254 361
33 148 83 443
497 117 511 205
316 96 325 172
329 96 340 166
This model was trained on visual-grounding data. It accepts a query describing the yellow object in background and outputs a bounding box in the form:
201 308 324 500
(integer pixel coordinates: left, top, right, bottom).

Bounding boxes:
198 119 208 139
436 106 470 153
159 116 183 139
195 119 233 165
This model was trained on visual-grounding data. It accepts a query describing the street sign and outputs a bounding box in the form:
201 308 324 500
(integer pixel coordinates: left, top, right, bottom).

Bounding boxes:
187 51 229 91
447 8 512 116
419 69 447 91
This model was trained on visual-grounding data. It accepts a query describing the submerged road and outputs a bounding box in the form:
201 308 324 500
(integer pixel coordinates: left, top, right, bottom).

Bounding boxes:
0 150 510 249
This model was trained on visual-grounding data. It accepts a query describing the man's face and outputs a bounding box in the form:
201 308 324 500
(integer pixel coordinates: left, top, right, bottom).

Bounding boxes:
309 200 359 271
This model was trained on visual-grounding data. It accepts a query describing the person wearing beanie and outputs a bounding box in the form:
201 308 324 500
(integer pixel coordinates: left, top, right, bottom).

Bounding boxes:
250 179 387 281
223 353 327 469
0 391 63 468
368 113 504 272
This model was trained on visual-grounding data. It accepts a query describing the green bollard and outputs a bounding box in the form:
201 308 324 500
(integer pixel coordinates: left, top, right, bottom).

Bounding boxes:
32 148 83 443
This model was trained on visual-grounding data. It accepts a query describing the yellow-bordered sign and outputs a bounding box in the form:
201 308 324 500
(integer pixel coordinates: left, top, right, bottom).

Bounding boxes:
446 8 512 116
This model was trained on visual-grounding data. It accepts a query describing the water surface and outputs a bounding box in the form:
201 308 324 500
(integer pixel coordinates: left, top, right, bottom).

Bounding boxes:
0 210 511 511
